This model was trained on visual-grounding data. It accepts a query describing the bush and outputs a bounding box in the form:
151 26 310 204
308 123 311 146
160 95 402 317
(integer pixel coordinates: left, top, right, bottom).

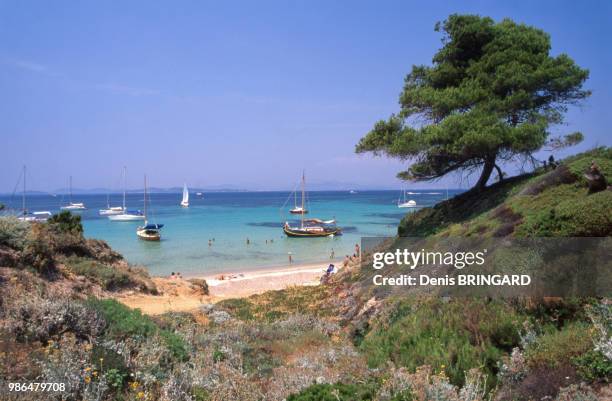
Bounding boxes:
524 322 593 369
359 298 523 387
87 298 156 339
64 255 132 290
0 217 29 249
287 382 377 401
48 211 83 235
572 350 612 382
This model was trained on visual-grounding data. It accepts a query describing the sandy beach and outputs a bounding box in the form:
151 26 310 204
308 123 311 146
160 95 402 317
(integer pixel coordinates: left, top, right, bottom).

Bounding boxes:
117 260 341 315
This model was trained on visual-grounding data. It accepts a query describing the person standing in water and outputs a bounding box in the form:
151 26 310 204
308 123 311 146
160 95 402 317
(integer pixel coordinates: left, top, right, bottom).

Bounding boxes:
288 252 293 264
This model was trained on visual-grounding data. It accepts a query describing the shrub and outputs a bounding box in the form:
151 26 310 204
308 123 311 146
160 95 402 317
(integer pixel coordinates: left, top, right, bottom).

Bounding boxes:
7 296 105 342
572 350 612 382
87 298 157 340
524 322 593 369
47 211 83 235
64 255 132 290
0 217 29 249
359 298 522 387
287 382 377 401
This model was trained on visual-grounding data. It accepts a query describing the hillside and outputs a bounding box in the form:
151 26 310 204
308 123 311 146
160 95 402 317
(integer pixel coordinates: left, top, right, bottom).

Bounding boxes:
0 149 610 401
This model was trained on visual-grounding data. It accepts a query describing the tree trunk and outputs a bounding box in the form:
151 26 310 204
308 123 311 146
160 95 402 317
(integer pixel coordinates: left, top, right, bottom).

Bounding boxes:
475 155 496 191
494 164 504 182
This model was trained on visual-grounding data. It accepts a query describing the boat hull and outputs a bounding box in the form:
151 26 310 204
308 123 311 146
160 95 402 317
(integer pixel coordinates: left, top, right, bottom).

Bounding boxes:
108 213 144 221
283 226 341 237
289 210 308 214
137 229 161 241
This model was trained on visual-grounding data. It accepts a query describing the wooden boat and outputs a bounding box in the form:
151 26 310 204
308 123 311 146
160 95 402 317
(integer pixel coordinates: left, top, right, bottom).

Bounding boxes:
283 219 341 237
283 172 341 237
136 175 163 241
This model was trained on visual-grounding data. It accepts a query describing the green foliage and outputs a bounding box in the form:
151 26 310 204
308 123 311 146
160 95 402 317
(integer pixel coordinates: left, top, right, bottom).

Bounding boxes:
359 298 523 387
356 14 589 190
0 203 5 210
64 255 132 290
87 298 190 364
88 298 157 339
191 386 210 401
287 382 378 401
573 350 612 382
0 217 30 250
160 330 189 362
524 322 593 369
47 211 83 235
105 368 127 390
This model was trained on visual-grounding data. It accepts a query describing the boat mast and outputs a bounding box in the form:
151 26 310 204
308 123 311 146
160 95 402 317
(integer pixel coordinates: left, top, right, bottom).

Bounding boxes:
122 166 127 211
143 175 147 224
22 165 26 215
300 170 305 229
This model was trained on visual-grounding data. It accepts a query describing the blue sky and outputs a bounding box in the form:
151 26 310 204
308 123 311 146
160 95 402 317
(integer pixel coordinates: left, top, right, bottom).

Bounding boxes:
1 0 610 192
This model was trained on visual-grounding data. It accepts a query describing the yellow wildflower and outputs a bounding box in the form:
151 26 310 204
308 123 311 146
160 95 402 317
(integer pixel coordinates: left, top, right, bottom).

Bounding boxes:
137 391 145 399
84 377 91 384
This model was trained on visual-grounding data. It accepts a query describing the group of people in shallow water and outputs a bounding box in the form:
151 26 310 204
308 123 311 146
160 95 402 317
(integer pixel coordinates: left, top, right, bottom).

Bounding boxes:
169 272 182 280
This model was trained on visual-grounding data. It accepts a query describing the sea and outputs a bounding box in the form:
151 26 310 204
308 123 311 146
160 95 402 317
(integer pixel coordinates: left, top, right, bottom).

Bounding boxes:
0 190 457 276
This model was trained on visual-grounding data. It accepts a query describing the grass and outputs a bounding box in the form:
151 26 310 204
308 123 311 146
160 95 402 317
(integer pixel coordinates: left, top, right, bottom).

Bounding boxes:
398 147 611 238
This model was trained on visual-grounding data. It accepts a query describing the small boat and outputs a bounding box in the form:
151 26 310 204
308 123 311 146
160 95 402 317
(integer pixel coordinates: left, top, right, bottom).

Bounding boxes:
283 172 340 237
16 166 52 222
19 211 52 222
349 190 357 194
108 167 144 221
60 176 86 210
99 193 124 215
180 183 189 207
397 189 417 208
289 172 308 214
196 192 203 196
283 219 341 237
137 175 163 241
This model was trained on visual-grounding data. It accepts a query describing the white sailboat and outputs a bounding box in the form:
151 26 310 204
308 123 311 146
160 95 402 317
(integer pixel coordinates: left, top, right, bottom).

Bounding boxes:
17 165 52 222
180 183 189 207
108 167 144 221
397 189 417 208
137 175 163 241
60 176 86 210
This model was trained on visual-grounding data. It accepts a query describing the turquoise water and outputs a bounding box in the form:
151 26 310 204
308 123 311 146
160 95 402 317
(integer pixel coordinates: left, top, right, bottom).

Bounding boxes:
0 190 455 275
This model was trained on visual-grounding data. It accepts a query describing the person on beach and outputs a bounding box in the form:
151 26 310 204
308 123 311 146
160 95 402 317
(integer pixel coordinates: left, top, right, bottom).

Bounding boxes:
288 252 293 264
246 238 250 245
343 255 350 267
355 243 361 258
170 272 176 279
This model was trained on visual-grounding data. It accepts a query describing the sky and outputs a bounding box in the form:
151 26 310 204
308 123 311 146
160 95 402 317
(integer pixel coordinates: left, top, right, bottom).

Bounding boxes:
1 0 610 192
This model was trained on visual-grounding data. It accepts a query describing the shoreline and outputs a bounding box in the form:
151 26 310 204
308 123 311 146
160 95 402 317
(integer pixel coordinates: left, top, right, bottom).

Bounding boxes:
117 258 346 315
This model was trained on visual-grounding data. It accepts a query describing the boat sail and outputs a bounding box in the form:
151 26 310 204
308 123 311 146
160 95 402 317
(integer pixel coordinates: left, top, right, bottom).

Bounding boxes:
108 167 144 221
60 176 86 210
180 183 189 207
397 189 417 208
289 172 308 214
283 172 341 237
137 175 163 241
17 165 52 222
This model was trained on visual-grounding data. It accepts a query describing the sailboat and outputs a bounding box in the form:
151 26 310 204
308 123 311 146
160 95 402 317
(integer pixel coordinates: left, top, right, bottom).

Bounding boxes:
180 183 189 207
108 167 144 221
99 169 125 216
289 172 308 214
137 175 163 241
283 172 341 237
17 165 52 222
60 176 86 210
397 189 417 208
